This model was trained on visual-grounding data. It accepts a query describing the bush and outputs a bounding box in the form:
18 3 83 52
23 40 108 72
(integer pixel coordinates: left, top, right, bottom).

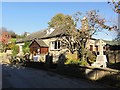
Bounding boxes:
12 45 19 56
23 47 30 54
65 52 80 65
86 51 96 65
65 59 81 65
79 60 88 66
65 51 96 66
22 42 30 54
7 38 19 56
65 58 88 66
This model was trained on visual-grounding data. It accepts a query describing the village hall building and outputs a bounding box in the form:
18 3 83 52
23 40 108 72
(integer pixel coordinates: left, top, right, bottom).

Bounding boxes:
16 17 120 63
16 27 108 62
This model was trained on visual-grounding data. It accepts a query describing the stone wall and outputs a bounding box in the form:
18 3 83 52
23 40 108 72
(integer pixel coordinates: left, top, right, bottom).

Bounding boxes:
85 66 119 80
0 53 10 64
107 51 120 63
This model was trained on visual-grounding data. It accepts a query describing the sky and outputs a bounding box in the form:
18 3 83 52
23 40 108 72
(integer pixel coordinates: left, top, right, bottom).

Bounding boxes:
2 2 118 40
2 0 113 2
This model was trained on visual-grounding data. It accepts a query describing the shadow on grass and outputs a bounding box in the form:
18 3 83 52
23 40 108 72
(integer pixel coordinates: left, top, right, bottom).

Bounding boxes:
23 62 56 70
56 64 86 78
108 62 120 70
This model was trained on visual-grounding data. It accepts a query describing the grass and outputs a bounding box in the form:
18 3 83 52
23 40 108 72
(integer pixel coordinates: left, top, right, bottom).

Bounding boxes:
108 62 120 70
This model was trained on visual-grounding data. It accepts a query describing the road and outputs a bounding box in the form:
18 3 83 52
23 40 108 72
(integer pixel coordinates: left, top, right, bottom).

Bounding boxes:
2 64 111 88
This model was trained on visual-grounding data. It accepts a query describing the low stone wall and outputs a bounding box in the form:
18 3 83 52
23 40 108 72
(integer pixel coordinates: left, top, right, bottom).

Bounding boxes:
0 53 11 64
85 66 120 80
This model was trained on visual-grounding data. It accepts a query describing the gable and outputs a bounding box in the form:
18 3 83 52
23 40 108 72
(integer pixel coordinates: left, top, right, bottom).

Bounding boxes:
36 39 48 47
29 39 48 48
29 40 40 48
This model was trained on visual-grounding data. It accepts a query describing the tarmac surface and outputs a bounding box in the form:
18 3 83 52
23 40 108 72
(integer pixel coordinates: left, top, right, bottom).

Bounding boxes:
2 64 112 88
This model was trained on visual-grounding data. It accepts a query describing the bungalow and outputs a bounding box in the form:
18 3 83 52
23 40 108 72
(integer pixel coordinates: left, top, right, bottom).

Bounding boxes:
16 17 119 62
16 27 108 63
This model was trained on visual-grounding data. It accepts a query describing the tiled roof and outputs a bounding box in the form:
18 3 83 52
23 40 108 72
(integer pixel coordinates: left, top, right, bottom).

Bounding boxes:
16 28 48 43
16 28 67 43
25 28 48 41
104 40 120 45
36 39 48 47
42 28 66 38
30 39 48 47
16 38 25 43
16 27 120 46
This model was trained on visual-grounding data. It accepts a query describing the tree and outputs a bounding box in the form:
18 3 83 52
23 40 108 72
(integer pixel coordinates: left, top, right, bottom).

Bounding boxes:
48 13 77 54
12 45 19 56
108 0 120 44
8 30 17 38
75 10 117 63
48 13 75 28
70 10 109 63
0 27 11 52
0 27 7 32
115 31 120 44
7 38 19 56
22 41 30 54
48 11 115 65
108 0 120 14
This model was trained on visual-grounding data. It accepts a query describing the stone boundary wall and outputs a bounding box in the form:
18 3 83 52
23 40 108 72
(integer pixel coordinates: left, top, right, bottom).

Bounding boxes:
81 65 120 80
107 51 120 63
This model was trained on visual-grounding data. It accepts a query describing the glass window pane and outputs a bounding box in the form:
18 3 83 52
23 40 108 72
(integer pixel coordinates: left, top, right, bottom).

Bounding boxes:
58 41 60 49
55 41 57 49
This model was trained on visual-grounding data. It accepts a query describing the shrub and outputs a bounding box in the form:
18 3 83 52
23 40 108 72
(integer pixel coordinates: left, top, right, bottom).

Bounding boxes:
6 38 19 56
65 52 88 66
23 47 30 54
22 42 30 54
12 45 19 56
86 50 96 65
79 60 88 66
65 52 80 65
65 59 81 65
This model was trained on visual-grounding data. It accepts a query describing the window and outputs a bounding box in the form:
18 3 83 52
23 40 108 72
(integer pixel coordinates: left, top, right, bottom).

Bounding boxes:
50 41 60 50
95 45 98 51
103 46 105 50
90 45 93 51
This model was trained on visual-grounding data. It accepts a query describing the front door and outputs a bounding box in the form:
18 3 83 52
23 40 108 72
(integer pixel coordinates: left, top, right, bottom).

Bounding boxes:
32 47 38 54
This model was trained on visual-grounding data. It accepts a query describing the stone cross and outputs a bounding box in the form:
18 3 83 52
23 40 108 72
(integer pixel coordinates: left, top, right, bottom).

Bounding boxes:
96 39 106 55
92 39 107 68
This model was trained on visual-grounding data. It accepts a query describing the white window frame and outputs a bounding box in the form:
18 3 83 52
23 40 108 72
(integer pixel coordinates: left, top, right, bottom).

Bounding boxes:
50 41 60 50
